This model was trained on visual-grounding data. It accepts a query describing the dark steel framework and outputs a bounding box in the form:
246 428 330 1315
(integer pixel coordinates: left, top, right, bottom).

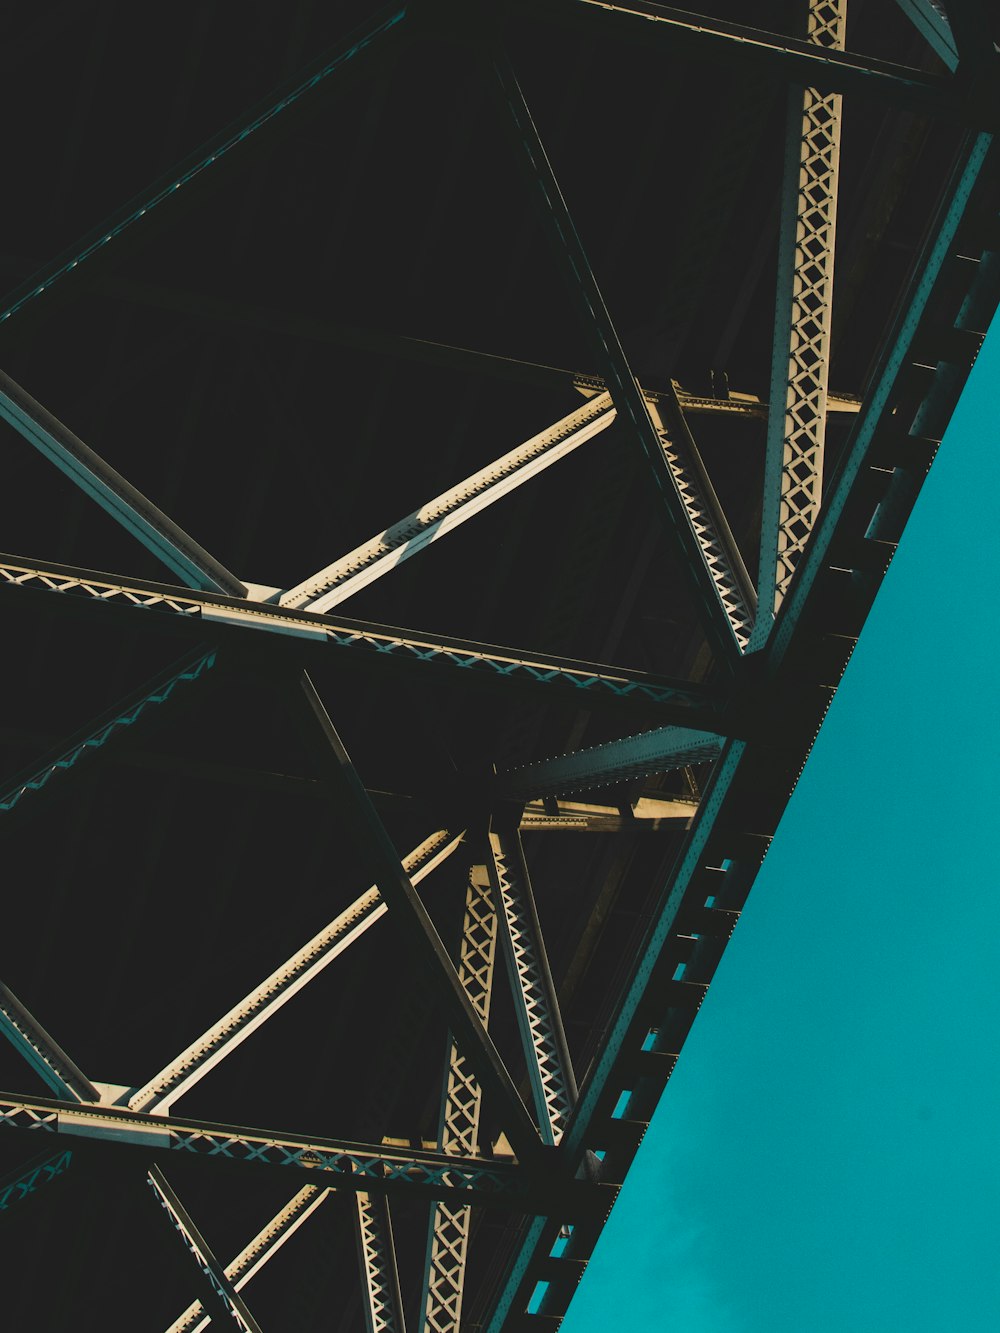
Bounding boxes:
0 1 997 1328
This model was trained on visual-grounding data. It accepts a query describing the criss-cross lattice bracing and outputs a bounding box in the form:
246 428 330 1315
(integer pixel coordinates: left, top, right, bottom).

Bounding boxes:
420 866 499 1333
498 725 724 800
356 1192 408 1333
645 393 757 653
488 830 577 1145
754 0 846 643
0 1149 72 1213
0 3 995 1329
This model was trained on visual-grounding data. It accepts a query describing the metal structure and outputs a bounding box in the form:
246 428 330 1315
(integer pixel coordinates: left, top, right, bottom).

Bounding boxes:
0 1 997 1328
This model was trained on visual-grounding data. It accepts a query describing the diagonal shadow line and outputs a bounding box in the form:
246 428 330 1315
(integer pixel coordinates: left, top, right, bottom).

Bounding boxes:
0 2 410 326
481 35 748 671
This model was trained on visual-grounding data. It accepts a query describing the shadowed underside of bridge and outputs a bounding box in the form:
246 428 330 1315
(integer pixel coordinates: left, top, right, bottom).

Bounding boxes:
0 1 997 1329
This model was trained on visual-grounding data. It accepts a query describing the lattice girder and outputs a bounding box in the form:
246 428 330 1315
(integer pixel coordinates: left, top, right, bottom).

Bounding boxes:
754 0 846 642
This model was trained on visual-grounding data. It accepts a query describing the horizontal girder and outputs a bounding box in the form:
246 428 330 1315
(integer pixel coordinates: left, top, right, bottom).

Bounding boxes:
0 555 722 725
0 1092 604 1214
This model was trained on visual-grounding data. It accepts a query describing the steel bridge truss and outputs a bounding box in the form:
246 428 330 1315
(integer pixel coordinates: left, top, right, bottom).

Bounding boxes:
0 1 997 1329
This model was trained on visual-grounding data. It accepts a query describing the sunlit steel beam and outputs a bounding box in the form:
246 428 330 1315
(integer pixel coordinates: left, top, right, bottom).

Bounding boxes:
356 1192 407 1333
0 1092 607 1213
488 829 578 1145
420 864 498 1333
645 389 756 650
129 830 463 1113
0 555 723 726
753 0 845 645
282 393 614 613
166 1187 331 1333
519 797 698 832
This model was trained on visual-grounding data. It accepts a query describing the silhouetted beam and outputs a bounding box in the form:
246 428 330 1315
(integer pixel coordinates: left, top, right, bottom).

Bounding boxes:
58 270 601 392
0 982 99 1103
0 3 409 325
296 673 545 1169
0 369 245 595
520 798 697 831
148 1166 264 1333
0 556 724 727
490 46 751 666
166 1186 331 1333
498 725 722 799
944 1 997 76
0 648 216 815
529 0 954 114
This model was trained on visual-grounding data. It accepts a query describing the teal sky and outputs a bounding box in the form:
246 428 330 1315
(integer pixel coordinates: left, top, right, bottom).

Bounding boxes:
562 320 1000 1332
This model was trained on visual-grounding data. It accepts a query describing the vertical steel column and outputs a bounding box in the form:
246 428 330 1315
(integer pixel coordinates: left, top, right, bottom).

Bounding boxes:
355 1191 407 1333
420 865 499 1333
487 829 577 1145
753 0 846 647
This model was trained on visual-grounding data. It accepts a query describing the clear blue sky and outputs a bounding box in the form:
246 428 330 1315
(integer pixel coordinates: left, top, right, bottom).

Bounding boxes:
562 320 1000 1332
